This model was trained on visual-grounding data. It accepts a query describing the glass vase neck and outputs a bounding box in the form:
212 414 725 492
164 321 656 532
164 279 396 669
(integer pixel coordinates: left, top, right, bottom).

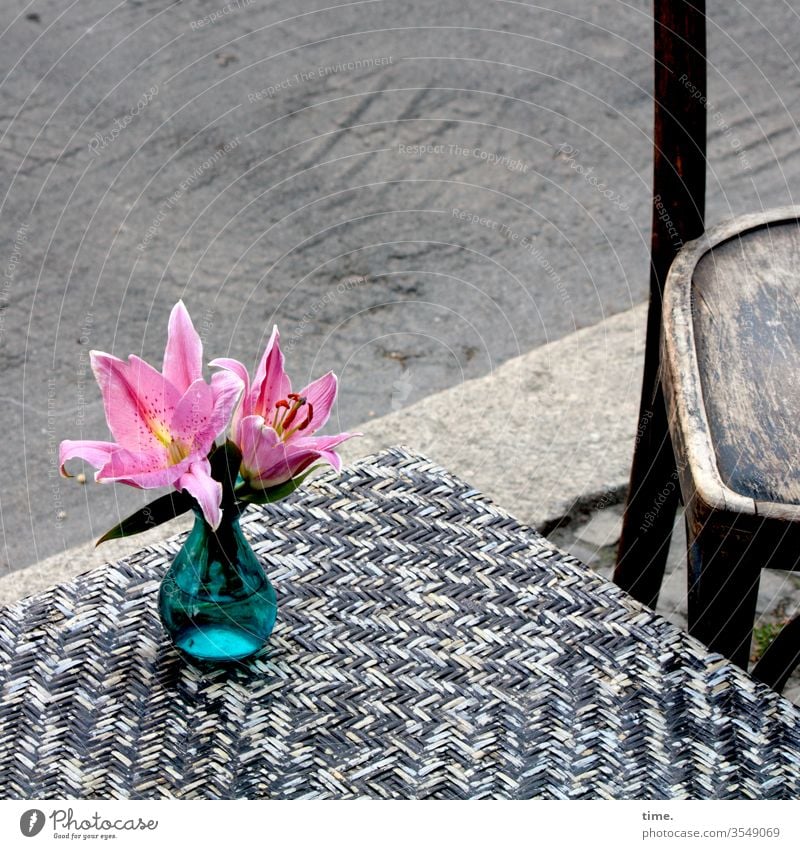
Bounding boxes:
158 502 276 663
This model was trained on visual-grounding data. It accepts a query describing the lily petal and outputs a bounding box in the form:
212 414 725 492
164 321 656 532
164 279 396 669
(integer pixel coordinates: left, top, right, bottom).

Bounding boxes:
207 369 244 440
236 416 340 489
90 351 180 453
247 442 331 489
170 378 214 449
289 432 360 453
251 326 291 420
209 357 250 398
176 457 222 529
163 300 203 394
97 446 190 489
237 415 280 479
59 440 117 476
209 357 250 437
295 371 338 434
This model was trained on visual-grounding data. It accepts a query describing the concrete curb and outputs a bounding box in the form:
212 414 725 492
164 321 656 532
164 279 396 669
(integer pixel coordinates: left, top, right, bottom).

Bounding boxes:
338 301 647 530
0 302 647 606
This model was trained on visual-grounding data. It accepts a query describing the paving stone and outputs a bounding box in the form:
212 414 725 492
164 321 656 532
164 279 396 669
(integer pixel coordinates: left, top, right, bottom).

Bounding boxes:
574 505 624 549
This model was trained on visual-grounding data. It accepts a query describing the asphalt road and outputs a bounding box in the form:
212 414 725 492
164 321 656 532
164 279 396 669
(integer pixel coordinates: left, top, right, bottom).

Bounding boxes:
1 0 799 572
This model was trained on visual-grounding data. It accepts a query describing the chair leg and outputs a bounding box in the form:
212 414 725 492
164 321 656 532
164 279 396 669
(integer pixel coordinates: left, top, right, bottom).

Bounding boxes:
614 381 680 609
685 508 761 670
752 615 800 694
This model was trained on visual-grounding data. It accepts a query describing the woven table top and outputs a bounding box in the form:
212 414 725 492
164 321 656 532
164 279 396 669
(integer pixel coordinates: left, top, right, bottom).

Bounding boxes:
0 447 798 799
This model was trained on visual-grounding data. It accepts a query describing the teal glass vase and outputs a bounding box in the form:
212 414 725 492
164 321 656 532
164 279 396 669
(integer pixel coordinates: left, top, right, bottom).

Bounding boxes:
158 507 277 663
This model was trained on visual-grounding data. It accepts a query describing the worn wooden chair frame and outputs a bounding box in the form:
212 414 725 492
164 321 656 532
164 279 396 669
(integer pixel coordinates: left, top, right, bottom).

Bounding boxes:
663 209 800 673
615 0 706 607
613 1 800 691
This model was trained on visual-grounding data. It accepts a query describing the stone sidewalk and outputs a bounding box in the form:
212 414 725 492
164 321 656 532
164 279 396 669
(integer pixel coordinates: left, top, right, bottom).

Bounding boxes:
2 300 798 701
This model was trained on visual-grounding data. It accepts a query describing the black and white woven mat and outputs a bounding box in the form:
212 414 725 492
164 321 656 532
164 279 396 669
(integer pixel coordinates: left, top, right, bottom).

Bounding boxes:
0 447 798 799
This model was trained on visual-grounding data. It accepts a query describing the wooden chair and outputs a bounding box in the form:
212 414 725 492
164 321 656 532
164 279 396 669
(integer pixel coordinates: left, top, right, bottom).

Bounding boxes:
613 1 800 692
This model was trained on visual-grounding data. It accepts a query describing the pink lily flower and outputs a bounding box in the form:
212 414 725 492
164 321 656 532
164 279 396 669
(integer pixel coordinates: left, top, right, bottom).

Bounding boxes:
59 301 242 529
211 327 358 490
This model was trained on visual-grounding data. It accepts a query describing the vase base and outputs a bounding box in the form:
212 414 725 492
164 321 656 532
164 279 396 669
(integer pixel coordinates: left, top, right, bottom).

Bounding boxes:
172 623 268 662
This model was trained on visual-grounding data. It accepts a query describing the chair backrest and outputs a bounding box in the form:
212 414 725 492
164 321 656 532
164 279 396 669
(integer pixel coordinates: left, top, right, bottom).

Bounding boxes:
651 0 707 300
614 2 709 603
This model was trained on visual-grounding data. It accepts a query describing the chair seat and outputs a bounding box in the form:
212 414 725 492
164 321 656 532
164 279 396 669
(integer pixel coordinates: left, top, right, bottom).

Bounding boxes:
693 217 800 504
662 207 800 536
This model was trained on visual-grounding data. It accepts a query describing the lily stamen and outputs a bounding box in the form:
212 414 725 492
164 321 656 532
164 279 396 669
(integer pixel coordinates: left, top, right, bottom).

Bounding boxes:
272 399 290 431
298 403 314 431
273 394 309 438
284 402 314 439
281 395 307 431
